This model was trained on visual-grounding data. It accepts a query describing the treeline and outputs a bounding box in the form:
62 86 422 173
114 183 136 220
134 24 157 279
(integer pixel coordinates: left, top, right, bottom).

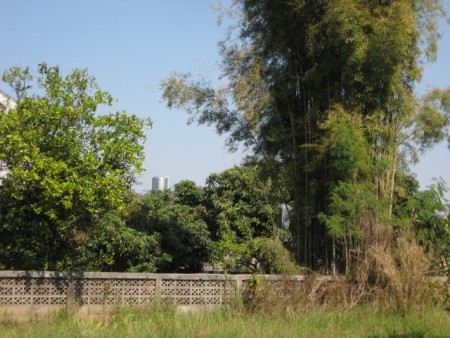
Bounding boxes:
0 67 448 274
1 0 450 277
0 65 289 273
101 165 295 273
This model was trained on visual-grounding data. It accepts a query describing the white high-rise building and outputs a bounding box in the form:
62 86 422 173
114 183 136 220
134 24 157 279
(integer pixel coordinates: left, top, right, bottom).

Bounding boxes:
152 176 169 191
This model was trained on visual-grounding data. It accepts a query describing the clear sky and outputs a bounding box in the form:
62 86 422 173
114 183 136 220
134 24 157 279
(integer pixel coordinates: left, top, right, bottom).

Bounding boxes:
1 0 449 194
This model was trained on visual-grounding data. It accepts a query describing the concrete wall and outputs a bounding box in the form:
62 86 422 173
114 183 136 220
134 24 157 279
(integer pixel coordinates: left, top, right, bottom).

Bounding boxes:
2 271 445 320
0 271 307 320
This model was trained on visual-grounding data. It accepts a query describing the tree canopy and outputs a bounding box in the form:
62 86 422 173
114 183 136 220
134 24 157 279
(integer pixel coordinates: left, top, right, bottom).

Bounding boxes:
0 64 151 270
162 0 450 272
204 165 296 273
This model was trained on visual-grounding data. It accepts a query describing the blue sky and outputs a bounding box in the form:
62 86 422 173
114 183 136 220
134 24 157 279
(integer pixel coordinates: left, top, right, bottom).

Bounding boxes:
1 0 449 194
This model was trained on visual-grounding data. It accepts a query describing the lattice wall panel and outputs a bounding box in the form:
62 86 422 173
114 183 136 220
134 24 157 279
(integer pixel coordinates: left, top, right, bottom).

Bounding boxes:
160 279 235 305
78 278 156 306
0 278 67 305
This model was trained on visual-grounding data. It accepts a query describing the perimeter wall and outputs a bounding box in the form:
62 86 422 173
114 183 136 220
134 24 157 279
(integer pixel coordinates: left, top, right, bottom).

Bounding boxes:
0 271 307 319
1 271 446 320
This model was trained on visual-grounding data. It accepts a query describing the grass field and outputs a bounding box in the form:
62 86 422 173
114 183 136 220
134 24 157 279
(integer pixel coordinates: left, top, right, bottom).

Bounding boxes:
1 305 449 338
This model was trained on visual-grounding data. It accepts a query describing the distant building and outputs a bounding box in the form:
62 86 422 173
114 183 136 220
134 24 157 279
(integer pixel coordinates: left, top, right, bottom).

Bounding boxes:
0 89 16 110
152 176 169 191
0 90 16 183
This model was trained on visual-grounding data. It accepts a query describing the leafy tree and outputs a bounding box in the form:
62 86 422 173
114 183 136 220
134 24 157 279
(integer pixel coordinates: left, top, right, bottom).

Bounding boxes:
205 165 277 240
2 66 32 102
0 64 150 270
173 180 206 208
129 185 212 272
394 175 449 273
162 0 449 272
205 165 293 273
73 211 164 272
317 107 386 274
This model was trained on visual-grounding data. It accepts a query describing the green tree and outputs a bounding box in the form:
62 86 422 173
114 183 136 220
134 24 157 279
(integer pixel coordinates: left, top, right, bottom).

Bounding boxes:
73 211 164 272
394 175 449 273
162 0 449 272
129 185 212 272
2 66 32 102
0 64 150 270
173 180 206 208
205 165 294 273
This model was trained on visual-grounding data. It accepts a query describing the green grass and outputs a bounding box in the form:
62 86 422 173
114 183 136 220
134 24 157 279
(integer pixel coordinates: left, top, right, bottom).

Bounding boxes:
1 305 449 338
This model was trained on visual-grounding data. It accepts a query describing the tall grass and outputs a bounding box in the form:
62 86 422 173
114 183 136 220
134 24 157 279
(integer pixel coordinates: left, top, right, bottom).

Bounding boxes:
365 237 432 311
241 237 449 316
1 304 449 337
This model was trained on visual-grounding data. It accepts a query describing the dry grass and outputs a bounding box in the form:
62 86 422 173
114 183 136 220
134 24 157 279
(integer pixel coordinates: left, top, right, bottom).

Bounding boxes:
239 236 445 315
239 274 369 317
364 237 431 311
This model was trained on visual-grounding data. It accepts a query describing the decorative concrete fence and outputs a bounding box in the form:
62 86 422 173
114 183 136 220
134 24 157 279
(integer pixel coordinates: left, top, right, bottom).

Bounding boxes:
0 271 306 319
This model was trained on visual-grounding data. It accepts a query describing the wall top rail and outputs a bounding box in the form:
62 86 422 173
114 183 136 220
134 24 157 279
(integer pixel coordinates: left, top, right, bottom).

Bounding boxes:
0 270 308 281
0 271 446 282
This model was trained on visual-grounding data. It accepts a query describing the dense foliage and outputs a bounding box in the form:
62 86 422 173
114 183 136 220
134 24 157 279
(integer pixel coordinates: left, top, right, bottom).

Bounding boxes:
204 165 294 273
162 0 450 273
0 64 151 270
128 186 212 272
1 1 449 276
126 166 296 274
0 68 293 275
